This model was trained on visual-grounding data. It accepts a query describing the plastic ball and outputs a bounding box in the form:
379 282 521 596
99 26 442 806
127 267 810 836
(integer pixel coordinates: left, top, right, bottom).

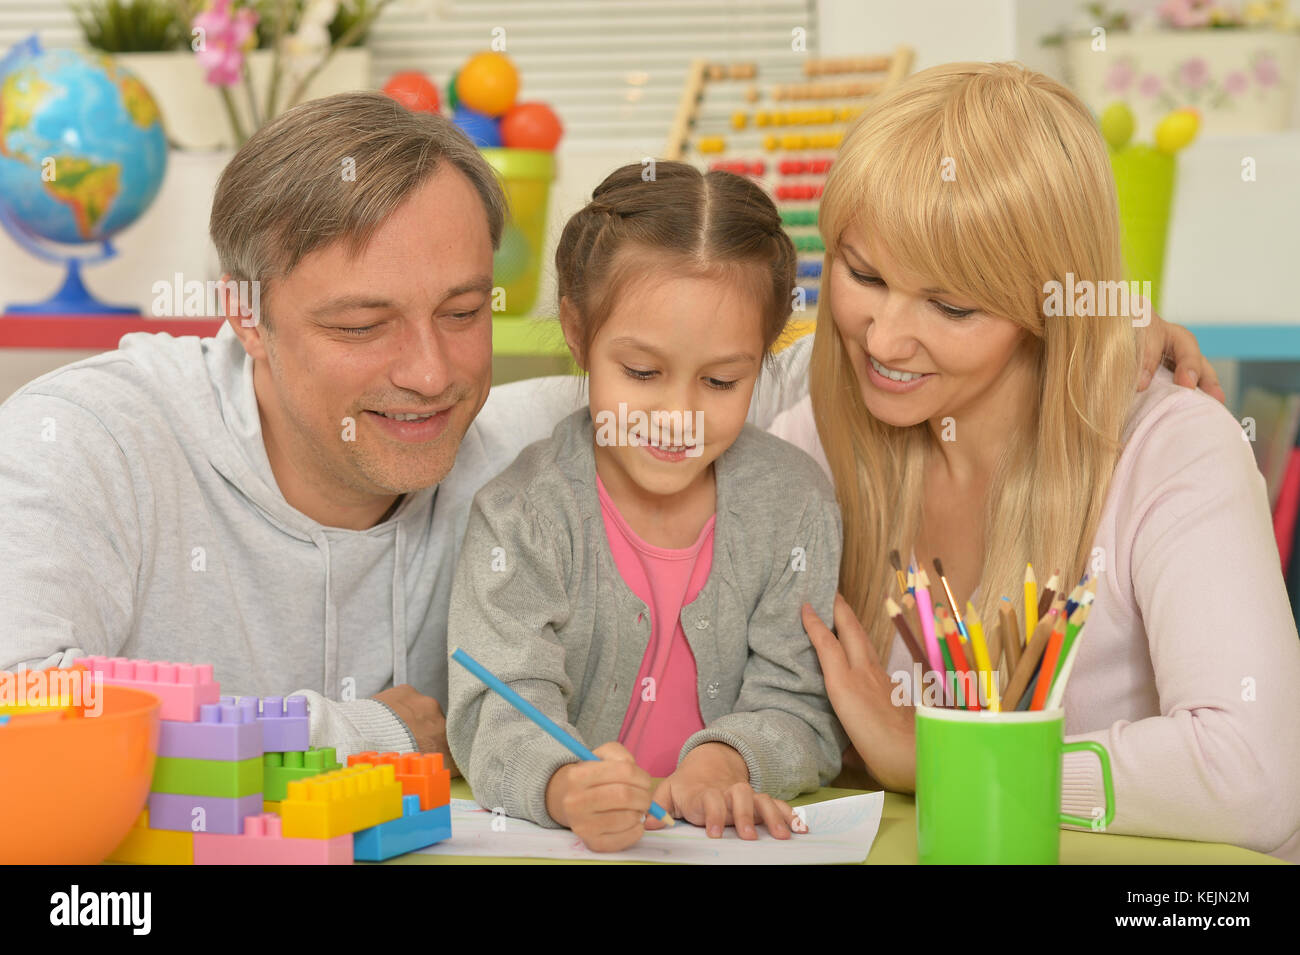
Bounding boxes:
382 71 441 114
1155 108 1200 154
456 51 519 117
1098 102 1134 150
500 102 563 150
446 69 461 111
452 105 502 147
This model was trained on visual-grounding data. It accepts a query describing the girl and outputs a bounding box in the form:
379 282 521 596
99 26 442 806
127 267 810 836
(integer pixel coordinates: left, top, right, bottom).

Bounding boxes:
447 162 846 852
786 62 1300 860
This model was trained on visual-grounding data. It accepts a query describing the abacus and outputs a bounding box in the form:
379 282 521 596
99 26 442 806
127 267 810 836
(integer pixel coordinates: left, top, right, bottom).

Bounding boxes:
665 49 914 328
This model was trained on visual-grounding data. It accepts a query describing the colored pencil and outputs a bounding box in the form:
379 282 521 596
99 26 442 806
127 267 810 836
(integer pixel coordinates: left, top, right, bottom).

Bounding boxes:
1064 583 1085 618
914 569 946 681
1045 609 1091 710
1024 564 1038 649
938 606 977 710
966 601 999 711
1029 612 1069 710
1053 604 1091 692
999 598 1022 671
886 596 927 669
933 557 971 640
900 592 925 665
1002 609 1058 712
1036 570 1060 620
451 647 674 826
890 549 907 595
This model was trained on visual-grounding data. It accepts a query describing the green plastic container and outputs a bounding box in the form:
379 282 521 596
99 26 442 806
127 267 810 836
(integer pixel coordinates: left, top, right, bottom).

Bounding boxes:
1110 144 1176 313
480 148 556 317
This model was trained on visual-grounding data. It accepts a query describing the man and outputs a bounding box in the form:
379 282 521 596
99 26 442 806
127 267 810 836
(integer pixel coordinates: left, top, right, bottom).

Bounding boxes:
0 91 1217 768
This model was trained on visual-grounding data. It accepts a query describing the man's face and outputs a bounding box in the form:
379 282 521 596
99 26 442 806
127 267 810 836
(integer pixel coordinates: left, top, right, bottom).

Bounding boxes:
233 165 495 511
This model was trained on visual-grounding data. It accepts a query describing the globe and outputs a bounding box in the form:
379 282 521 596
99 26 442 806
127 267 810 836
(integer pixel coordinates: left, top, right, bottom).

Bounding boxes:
0 37 167 313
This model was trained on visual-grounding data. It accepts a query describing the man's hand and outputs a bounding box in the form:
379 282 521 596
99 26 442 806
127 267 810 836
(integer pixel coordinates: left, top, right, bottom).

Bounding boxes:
372 684 459 776
1143 309 1226 403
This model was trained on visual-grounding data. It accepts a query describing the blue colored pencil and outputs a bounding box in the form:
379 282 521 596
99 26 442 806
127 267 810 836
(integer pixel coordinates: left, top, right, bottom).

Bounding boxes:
451 647 674 826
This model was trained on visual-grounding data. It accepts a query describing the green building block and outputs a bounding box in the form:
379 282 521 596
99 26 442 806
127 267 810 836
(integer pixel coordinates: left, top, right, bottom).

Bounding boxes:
263 747 341 801
152 755 263 798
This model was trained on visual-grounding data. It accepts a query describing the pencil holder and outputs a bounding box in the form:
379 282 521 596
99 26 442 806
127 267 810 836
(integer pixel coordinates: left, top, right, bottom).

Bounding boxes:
915 706 1114 864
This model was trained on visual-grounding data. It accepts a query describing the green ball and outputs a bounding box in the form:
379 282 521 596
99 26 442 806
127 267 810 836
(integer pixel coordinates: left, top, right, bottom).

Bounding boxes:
493 225 531 286
1099 102 1135 151
447 69 461 112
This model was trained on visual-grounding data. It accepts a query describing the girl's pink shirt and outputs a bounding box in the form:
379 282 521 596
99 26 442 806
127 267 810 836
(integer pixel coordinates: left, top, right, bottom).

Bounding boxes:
596 475 712 777
768 367 1300 862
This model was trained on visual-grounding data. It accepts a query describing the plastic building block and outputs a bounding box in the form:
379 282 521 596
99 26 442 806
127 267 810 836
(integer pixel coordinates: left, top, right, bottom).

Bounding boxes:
157 697 262 761
347 751 451 811
147 791 263 834
353 794 451 861
263 801 280 813
82 655 219 722
152 755 262 798
280 763 402 839
106 810 194 865
0 715 8 725
246 695 309 751
263 747 341 801
194 812 353 865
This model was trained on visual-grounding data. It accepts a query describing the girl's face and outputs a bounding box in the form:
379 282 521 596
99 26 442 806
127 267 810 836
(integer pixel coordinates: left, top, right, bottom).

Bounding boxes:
828 224 1030 430
574 268 765 504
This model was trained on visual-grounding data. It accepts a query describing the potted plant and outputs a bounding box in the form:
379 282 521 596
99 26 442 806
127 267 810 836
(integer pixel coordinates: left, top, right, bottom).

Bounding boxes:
1044 1 1300 136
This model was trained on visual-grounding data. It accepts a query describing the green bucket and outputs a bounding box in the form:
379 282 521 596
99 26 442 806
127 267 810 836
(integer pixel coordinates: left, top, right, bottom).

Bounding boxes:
1109 145 1175 314
480 148 556 317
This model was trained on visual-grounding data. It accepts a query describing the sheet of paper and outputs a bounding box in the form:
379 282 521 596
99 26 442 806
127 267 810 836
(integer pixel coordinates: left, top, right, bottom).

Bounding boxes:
415 792 884 864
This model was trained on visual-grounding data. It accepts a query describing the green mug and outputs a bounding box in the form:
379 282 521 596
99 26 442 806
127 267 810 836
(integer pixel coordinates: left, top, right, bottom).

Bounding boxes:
915 706 1115 864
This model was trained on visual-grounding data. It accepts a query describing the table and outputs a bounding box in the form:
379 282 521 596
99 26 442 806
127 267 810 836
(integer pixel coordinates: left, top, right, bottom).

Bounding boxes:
379 779 1283 865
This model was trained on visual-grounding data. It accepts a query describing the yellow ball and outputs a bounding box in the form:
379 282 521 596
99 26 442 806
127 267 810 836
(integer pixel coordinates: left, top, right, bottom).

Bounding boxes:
1155 108 1201 154
457 52 519 117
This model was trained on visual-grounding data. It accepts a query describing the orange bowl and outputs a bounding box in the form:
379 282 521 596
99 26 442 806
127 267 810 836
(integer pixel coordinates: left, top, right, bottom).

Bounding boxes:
0 684 160 863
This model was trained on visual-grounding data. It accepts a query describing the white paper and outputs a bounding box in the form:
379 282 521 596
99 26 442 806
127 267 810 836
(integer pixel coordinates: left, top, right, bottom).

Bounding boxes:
415 792 884 864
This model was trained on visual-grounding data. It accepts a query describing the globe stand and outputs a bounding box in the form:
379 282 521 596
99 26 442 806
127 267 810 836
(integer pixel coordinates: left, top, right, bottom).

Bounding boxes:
0 203 138 316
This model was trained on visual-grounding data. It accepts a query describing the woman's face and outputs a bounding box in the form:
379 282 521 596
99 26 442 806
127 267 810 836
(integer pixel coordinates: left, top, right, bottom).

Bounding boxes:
828 224 1030 430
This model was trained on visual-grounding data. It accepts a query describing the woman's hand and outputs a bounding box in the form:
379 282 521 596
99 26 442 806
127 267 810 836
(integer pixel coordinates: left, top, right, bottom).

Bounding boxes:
802 594 917 793
1143 310 1226 403
646 741 802 839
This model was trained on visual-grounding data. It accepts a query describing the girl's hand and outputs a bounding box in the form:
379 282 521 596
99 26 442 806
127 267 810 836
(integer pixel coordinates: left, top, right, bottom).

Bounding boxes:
802 594 917 793
1143 309 1226 403
646 742 801 839
544 741 654 852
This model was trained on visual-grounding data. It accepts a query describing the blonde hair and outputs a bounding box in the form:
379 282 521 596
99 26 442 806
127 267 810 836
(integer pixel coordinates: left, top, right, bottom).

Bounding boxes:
810 62 1140 660
210 91 508 327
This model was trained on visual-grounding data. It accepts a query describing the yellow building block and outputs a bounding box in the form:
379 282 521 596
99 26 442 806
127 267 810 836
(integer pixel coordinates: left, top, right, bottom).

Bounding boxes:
106 810 194 865
279 763 402 839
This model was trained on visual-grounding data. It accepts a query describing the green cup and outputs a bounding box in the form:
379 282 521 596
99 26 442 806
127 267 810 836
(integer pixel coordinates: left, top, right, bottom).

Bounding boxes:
916 706 1115 864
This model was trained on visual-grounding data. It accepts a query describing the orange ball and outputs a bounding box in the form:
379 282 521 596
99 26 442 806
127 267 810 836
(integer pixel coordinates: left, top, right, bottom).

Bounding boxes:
500 101 563 150
382 71 441 114
456 52 519 117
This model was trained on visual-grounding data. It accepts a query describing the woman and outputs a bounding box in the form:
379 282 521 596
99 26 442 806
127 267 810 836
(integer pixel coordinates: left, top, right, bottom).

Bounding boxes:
783 62 1300 860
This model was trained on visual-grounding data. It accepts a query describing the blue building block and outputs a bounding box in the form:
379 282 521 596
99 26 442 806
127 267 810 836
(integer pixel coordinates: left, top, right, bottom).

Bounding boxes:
0 715 9 725
353 795 451 862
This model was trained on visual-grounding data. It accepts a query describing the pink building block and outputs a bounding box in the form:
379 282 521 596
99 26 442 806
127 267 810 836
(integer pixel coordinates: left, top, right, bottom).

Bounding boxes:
249 695 309 751
158 697 263 760
82 655 219 722
193 813 353 865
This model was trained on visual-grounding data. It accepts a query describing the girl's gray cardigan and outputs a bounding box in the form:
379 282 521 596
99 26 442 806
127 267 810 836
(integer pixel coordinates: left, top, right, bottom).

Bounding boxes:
447 406 847 828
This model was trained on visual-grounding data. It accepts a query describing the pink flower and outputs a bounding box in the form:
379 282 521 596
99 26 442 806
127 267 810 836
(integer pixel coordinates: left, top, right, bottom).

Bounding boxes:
1254 54 1279 87
1138 73 1164 97
1223 70 1248 94
1158 0 1215 28
192 0 259 88
1105 62 1134 93
1179 57 1211 89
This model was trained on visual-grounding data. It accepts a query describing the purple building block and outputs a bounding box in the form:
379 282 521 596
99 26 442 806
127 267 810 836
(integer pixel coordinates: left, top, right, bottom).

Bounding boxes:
148 791 264 834
157 697 263 761
251 695 310 752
